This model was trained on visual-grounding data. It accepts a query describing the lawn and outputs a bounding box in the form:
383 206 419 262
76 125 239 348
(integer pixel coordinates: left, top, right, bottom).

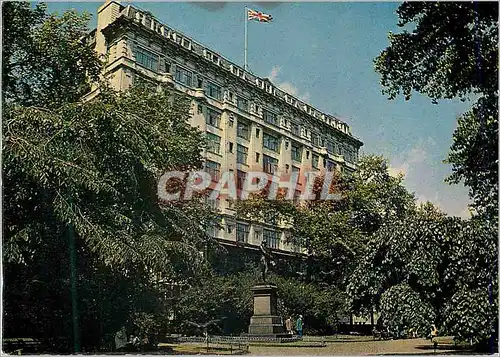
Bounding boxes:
160 337 473 355
248 337 472 355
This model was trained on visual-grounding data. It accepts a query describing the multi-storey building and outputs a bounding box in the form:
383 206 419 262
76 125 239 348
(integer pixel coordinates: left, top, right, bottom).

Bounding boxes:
90 1 363 255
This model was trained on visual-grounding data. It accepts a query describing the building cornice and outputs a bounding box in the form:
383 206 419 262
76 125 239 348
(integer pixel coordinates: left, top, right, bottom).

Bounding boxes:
99 3 363 148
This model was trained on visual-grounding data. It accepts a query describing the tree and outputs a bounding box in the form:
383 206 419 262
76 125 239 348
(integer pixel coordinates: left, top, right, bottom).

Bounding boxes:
379 284 436 337
2 4 218 345
235 155 416 289
374 2 498 219
348 203 497 345
3 84 215 277
2 2 102 107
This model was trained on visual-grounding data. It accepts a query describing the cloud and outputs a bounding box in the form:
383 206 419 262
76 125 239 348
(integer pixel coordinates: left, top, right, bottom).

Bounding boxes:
267 66 310 102
389 137 471 218
388 143 428 178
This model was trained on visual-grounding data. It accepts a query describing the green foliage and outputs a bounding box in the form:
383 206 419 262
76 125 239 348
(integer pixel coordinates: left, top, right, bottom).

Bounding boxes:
374 1 498 220
446 96 498 221
375 2 497 102
2 2 102 107
2 6 219 349
373 5 498 343
273 275 348 334
236 155 416 288
174 272 256 335
3 85 214 279
379 284 435 336
171 271 347 336
348 203 497 344
442 288 496 344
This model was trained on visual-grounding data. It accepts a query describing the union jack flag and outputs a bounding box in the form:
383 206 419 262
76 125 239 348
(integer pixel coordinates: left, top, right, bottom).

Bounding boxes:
247 8 273 23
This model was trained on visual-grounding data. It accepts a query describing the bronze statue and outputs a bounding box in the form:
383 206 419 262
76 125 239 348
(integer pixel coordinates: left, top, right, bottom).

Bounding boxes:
259 240 275 282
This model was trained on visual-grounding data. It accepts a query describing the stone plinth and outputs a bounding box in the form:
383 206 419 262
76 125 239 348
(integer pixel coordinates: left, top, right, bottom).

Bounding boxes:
248 284 286 337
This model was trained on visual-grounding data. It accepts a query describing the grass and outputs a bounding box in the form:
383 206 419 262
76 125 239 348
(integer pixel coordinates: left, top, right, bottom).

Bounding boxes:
159 336 477 355
247 337 475 355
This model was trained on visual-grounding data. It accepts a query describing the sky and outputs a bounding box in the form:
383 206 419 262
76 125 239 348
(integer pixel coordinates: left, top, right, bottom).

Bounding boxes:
46 1 474 217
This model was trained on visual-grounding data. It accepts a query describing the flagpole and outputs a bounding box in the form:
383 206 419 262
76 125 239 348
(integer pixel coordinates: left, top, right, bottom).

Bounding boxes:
244 6 248 71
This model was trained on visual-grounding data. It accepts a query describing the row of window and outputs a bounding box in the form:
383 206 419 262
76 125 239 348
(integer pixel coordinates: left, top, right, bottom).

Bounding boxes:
132 44 353 144
202 112 357 165
209 221 280 249
205 155 336 185
134 46 225 101
133 46 355 157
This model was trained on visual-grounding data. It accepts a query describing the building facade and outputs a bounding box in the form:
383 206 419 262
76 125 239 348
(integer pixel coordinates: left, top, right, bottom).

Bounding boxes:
91 1 363 255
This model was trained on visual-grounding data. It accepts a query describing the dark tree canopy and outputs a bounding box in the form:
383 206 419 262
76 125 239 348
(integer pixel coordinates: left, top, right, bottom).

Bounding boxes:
2 2 102 107
374 2 498 220
375 2 498 101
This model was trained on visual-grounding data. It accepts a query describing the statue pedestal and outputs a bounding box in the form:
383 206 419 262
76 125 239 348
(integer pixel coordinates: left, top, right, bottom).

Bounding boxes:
247 284 287 337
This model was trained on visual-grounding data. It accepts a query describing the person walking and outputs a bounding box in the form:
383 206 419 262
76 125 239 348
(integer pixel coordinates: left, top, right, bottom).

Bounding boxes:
285 316 293 335
430 324 438 341
296 315 303 338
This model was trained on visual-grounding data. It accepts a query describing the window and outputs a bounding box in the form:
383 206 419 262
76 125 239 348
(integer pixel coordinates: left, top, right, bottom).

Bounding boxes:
291 123 300 136
206 133 221 154
311 133 321 146
263 110 278 125
254 229 263 244
197 104 203 114
326 141 334 153
237 121 250 140
175 66 192 86
226 222 235 234
206 108 221 127
134 46 159 71
197 77 203 88
263 133 280 152
237 170 247 190
228 142 234 153
306 151 310 159
312 154 319 169
263 229 279 249
237 97 249 112
256 128 260 138
256 153 260 163
207 223 218 238
205 160 221 181
335 143 341 155
263 155 278 174
291 144 302 162
236 223 250 243
326 160 335 172
206 82 222 100
237 145 248 165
